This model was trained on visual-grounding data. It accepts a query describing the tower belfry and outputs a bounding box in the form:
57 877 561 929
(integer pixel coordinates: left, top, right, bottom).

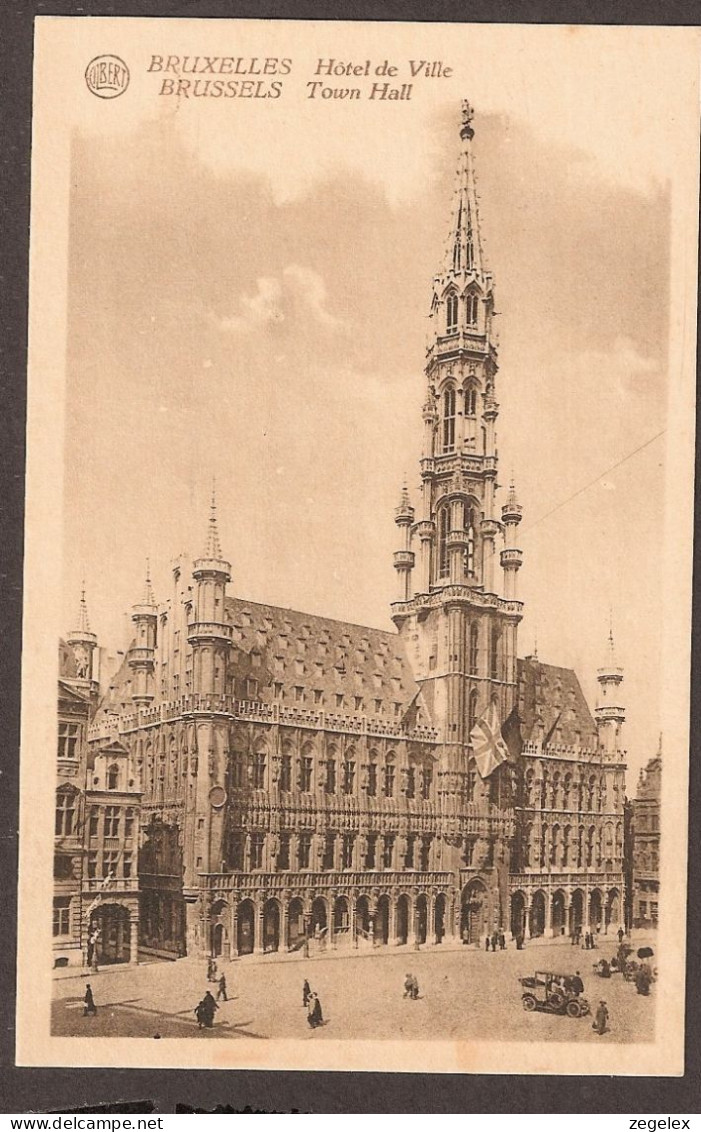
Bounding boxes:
391 101 524 866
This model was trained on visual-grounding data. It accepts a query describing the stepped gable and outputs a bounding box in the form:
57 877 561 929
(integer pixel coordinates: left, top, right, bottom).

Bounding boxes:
225 596 421 717
517 656 598 748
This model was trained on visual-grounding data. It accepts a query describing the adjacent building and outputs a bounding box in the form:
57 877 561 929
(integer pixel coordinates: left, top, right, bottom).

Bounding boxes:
630 744 661 929
56 101 629 966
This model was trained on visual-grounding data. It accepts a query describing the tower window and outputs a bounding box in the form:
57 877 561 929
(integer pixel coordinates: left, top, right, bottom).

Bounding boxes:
469 624 479 674
490 625 500 681
464 505 475 577
467 293 478 325
443 388 456 451
468 689 479 736
438 506 450 578
446 293 458 334
465 387 477 416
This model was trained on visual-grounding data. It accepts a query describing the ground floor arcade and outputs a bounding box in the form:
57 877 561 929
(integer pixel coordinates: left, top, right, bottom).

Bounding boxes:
508 883 623 939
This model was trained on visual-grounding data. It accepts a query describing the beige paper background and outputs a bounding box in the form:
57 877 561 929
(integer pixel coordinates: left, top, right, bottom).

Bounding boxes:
17 17 700 1074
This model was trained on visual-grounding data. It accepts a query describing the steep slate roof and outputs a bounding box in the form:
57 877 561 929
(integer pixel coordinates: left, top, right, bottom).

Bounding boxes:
225 597 422 719
517 656 598 748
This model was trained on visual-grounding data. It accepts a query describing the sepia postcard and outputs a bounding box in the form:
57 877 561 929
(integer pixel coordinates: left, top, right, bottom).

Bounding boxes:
16 17 700 1076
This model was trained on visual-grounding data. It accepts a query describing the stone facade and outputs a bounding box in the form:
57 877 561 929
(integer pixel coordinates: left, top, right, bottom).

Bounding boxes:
56 101 628 965
630 747 661 928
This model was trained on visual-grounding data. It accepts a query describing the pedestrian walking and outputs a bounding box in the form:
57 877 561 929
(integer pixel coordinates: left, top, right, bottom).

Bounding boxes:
592 1000 609 1035
303 979 311 1007
485 934 490 952
307 992 323 1028
411 975 420 1000
83 983 97 1017
217 974 228 1001
499 931 506 951
207 957 217 983
200 990 218 1028
571 970 584 995
617 927 624 944
491 930 498 953
403 973 414 998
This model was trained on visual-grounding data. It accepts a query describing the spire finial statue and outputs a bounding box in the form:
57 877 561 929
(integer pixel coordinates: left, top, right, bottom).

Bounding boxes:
461 99 474 140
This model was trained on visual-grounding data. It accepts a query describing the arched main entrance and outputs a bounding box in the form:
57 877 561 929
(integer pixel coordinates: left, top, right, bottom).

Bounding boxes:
434 893 447 943
415 894 428 944
287 897 305 950
356 895 371 940
589 889 603 931
396 894 409 944
375 895 390 944
551 890 567 936
529 891 546 938
570 889 585 934
461 879 488 944
91 904 131 965
237 899 255 955
263 898 280 953
510 891 527 938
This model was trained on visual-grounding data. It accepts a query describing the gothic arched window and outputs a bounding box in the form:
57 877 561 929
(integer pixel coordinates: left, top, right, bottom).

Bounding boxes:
464 504 475 577
467 292 478 325
107 764 119 790
443 387 456 451
469 623 479 675
490 624 500 681
465 386 477 416
446 293 459 334
468 688 479 736
466 240 474 270
437 505 450 579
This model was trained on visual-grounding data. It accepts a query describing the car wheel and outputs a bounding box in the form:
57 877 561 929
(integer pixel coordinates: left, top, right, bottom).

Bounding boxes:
522 994 537 1012
566 1000 581 1018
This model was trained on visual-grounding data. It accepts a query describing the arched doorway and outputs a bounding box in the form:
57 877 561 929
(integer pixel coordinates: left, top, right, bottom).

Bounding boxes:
263 899 280 952
356 895 371 940
570 889 585 934
415 894 428 944
210 899 229 957
396 894 409 944
551 890 567 936
605 888 620 932
311 896 328 944
589 889 603 931
375 895 390 944
91 904 130 965
510 891 527 939
333 896 349 939
529 891 546 938
287 897 305 950
461 879 488 944
434 893 447 943
237 899 255 955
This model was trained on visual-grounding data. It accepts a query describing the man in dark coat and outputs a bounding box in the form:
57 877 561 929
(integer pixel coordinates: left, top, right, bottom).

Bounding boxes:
303 979 311 1007
499 931 506 950
217 974 227 1001
617 927 625 944
593 1000 609 1035
307 992 323 1028
491 930 499 953
485 934 490 951
201 990 218 1028
83 984 97 1016
571 970 584 995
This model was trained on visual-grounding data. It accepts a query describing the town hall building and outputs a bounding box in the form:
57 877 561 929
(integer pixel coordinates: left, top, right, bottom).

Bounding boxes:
55 101 628 967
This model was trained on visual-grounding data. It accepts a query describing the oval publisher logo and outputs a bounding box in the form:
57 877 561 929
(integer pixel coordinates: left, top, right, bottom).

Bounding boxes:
85 55 130 99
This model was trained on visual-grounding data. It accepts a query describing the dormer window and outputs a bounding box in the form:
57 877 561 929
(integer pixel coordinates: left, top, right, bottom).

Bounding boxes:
446 292 459 334
107 764 119 790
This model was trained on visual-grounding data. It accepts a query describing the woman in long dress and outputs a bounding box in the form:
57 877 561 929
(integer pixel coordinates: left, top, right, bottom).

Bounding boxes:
307 992 323 1028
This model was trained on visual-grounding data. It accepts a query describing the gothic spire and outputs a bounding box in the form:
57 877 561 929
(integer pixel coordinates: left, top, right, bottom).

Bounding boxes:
142 559 156 607
76 582 91 633
203 481 223 560
441 99 486 279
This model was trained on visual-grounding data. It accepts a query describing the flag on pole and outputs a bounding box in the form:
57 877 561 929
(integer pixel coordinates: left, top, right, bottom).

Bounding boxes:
470 701 509 778
501 704 524 763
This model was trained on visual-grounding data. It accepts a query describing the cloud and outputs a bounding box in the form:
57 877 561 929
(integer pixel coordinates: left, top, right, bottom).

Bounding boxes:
214 264 343 335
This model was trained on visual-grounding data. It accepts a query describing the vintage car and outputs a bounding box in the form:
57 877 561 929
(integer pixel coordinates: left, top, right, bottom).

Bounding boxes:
518 971 591 1018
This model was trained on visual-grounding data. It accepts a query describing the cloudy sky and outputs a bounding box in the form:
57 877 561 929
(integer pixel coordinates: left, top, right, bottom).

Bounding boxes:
48 21 698 784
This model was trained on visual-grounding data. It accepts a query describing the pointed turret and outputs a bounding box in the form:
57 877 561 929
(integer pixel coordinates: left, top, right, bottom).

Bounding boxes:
500 478 524 600
393 481 415 601
66 582 98 689
441 100 486 281
189 484 232 695
129 560 158 705
596 621 625 758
